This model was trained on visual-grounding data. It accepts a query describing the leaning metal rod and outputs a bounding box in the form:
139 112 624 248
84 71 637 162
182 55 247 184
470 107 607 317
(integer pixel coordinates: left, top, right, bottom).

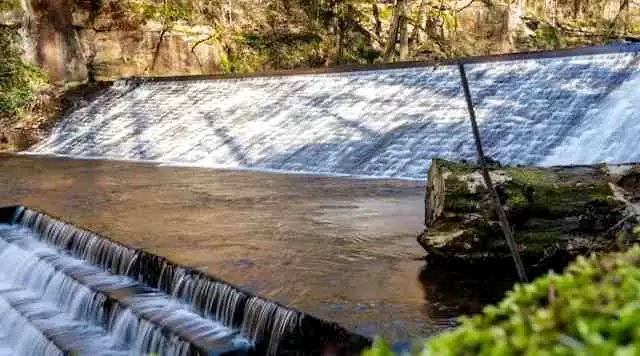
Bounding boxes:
457 62 528 282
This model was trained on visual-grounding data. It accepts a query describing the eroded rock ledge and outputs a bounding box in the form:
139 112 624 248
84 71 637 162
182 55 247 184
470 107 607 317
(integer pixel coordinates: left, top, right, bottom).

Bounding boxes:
418 159 640 267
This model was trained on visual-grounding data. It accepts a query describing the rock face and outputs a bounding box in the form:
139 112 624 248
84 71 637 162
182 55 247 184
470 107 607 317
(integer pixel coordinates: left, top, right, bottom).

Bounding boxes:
2 0 639 84
418 159 640 266
1 0 223 83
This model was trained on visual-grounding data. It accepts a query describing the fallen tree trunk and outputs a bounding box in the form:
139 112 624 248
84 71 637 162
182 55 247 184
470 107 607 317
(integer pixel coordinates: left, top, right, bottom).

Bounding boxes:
418 159 640 267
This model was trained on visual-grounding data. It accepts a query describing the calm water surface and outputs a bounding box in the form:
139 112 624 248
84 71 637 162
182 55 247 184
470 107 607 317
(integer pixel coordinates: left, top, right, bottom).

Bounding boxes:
0 154 513 342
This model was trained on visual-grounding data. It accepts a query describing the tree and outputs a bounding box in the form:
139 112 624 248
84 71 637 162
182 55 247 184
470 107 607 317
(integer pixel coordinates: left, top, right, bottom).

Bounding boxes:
410 0 428 49
130 0 195 72
384 0 409 61
372 1 383 39
0 29 46 120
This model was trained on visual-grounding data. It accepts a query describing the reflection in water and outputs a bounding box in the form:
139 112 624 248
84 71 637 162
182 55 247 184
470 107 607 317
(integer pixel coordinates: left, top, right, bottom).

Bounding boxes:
0 154 516 342
418 266 516 326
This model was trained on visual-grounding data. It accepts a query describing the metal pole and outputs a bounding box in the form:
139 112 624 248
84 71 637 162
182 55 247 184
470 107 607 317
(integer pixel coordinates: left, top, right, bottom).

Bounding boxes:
458 62 528 282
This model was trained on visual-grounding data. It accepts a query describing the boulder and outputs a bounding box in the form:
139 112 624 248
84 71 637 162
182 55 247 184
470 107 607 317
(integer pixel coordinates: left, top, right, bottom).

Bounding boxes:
6 127 38 150
418 159 640 267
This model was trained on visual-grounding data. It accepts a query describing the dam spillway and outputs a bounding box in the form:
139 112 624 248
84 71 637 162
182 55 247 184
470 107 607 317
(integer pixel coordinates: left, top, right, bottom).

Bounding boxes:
0 205 370 355
29 44 640 179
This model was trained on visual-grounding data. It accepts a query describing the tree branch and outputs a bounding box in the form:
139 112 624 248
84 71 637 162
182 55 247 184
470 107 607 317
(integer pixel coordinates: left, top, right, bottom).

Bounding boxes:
455 0 476 12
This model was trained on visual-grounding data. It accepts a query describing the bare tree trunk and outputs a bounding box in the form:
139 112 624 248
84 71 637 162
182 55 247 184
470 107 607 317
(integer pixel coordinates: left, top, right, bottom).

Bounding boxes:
334 1 344 63
610 0 630 30
384 0 402 61
190 33 216 74
573 0 582 18
458 62 528 283
336 19 344 63
150 0 170 73
150 26 167 72
226 0 233 25
372 2 383 39
411 0 428 49
398 0 408 60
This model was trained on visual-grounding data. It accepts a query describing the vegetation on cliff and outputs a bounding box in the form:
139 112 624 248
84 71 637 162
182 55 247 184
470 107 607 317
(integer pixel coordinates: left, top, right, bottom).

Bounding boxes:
0 28 45 120
102 0 640 71
3 0 638 82
0 26 48 150
0 0 20 12
364 245 640 355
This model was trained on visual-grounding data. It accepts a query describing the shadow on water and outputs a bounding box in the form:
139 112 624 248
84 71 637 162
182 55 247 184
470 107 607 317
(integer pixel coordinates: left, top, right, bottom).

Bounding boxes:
418 264 517 323
413 250 583 338
385 264 522 353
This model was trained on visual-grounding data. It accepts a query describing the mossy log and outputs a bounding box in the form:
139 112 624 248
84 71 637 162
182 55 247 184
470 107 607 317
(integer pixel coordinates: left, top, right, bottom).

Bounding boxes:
418 159 640 267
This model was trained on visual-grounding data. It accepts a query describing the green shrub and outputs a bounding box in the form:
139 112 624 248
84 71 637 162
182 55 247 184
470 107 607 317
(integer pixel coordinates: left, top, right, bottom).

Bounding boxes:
0 0 20 12
364 245 640 355
0 28 46 120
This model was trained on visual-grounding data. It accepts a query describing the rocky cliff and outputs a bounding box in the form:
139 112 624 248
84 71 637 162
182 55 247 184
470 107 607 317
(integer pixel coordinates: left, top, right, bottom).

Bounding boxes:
2 0 639 83
2 0 225 82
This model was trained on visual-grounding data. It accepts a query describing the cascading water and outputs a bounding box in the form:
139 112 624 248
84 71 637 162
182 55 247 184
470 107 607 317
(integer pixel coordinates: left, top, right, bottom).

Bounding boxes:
0 297 64 356
0 224 249 355
541 70 640 165
0 206 370 355
28 45 640 179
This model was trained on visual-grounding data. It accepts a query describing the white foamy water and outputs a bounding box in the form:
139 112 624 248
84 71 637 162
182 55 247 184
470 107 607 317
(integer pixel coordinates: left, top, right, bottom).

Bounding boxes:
0 224 251 355
541 71 640 165
5 207 316 355
30 49 640 178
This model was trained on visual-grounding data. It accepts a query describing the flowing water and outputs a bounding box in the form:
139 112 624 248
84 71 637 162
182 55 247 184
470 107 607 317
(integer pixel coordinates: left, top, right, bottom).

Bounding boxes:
0 154 516 346
29 46 640 179
0 216 252 355
9 47 638 351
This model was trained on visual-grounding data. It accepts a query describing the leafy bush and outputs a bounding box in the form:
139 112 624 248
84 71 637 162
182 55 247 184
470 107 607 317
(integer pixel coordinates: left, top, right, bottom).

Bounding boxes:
364 245 640 355
0 28 46 120
0 0 20 12
128 0 196 24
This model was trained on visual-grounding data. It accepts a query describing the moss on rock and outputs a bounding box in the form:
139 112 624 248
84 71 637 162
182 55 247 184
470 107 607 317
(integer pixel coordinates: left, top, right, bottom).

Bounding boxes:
418 159 634 266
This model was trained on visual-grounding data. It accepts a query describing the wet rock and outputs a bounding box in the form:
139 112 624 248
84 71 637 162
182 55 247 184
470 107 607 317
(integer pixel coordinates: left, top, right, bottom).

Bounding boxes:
615 167 640 201
6 127 38 150
418 159 640 267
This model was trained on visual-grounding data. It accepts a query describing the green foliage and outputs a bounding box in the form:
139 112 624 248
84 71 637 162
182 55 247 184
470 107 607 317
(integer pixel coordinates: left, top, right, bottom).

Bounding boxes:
219 31 327 73
0 28 46 120
129 0 195 25
0 0 20 12
363 246 640 355
528 25 565 50
629 23 640 34
363 337 394 356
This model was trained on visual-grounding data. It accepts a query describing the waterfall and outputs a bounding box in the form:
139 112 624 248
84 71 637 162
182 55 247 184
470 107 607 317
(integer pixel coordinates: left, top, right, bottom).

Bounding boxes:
0 296 65 356
28 45 640 179
1 206 370 355
541 71 640 166
0 224 247 355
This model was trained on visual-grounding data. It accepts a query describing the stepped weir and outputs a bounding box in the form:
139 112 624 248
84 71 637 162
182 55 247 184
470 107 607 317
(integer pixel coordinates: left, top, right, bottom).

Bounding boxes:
0 205 371 355
29 43 640 179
